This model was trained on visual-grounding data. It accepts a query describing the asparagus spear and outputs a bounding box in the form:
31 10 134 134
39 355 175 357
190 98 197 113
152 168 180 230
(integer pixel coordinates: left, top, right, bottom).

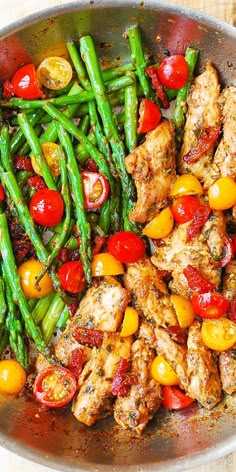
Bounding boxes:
126 24 151 97
1 125 13 172
40 292 65 345
124 71 138 152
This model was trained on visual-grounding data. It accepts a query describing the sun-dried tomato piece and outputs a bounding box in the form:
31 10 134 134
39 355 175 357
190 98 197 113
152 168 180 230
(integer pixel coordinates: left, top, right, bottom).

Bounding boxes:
68 347 84 378
167 325 187 345
183 126 221 164
92 235 106 256
183 264 215 294
186 204 211 242
111 358 135 397
85 157 99 172
228 299 236 324
14 155 34 172
27 175 47 191
146 65 169 109
2 80 15 99
73 326 104 348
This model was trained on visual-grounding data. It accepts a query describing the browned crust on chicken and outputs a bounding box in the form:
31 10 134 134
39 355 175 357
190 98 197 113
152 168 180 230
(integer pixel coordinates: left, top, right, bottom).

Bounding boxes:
222 260 236 301
123 257 178 327
178 62 221 183
72 333 132 426
219 349 236 394
205 86 236 188
151 213 223 297
125 120 176 223
187 320 222 408
114 339 162 434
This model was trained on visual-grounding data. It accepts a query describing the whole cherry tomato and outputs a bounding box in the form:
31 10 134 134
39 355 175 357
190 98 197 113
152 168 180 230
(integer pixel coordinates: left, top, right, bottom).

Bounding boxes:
171 195 200 224
137 99 161 134
10 64 44 99
81 171 109 210
191 292 230 319
107 231 146 263
29 188 64 227
157 55 189 90
18 259 53 299
0 359 27 395
162 385 195 410
33 366 77 408
58 260 86 294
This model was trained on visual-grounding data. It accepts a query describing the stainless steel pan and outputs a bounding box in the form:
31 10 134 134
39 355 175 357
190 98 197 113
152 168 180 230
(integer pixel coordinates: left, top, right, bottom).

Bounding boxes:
0 2 236 471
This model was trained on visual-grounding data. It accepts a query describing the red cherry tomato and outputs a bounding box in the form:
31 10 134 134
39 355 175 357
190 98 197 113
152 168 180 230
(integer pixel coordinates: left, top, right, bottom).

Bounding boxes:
218 235 234 268
157 55 189 90
108 231 146 263
0 184 5 202
171 196 200 224
191 292 230 319
137 98 162 134
58 260 86 294
11 64 44 99
29 188 64 227
162 385 195 410
33 366 77 408
81 171 109 210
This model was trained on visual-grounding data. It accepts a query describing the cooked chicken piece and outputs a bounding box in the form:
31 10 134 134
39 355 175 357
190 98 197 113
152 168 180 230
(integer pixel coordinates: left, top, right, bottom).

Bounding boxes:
205 86 236 188
75 276 129 332
123 257 178 327
151 213 223 297
178 62 221 184
222 260 236 301
35 353 52 373
219 260 236 394
187 320 222 408
154 326 189 391
138 320 156 346
219 349 236 394
125 120 176 223
72 333 132 426
114 339 162 434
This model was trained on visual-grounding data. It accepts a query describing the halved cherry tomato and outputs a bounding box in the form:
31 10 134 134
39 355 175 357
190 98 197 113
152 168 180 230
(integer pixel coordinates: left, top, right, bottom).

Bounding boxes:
58 261 86 294
107 231 146 263
120 307 139 337
0 359 27 395
11 64 44 99
218 235 234 268
0 184 5 202
183 265 215 294
162 385 195 410
142 207 174 239
183 126 221 164
33 366 77 408
208 176 236 210
151 355 179 385
170 294 195 328
91 252 124 276
171 195 200 224
170 174 203 197
191 292 229 319
137 98 162 133
201 318 236 351
157 55 189 90
29 188 64 227
32 142 61 177
18 259 53 299
81 171 109 210
36 56 73 90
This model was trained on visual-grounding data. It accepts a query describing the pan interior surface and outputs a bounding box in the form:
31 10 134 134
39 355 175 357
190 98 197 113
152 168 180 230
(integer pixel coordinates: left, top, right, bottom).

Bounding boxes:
0 2 236 471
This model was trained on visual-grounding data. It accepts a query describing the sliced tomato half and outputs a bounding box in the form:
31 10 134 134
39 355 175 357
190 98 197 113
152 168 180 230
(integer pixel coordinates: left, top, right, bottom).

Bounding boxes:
81 171 109 210
33 366 77 408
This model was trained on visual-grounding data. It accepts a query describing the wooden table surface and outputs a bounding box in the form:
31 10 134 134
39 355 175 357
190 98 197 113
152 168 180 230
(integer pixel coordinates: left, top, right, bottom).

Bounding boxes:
0 0 235 471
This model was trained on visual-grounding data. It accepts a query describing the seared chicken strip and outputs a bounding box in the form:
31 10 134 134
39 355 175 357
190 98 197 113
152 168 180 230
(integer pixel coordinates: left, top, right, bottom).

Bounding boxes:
205 86 236 188
123 257 178 327
219 260 236 394
125 120 176 223
151 212 224 297
72 333 132 426
178 62 221 185
187 320 222 408
114 339 162 434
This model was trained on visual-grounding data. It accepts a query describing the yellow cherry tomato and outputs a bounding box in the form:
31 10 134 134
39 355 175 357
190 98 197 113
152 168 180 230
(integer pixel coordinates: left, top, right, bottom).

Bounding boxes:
208 176 236 210
32 142 60 177
151 355 179 385
91 252 124 276
120 307 139 337
18 259 53 299
36 56 73 90
142 207 174 239
0 359 27 395
201 318 236 351
170 174 203 197
170 294 195 328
